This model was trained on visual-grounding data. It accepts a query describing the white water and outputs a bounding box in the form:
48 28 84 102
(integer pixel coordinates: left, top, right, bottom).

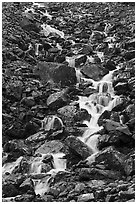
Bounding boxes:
2 156 24 175
78 66 122 155
30 152 66 196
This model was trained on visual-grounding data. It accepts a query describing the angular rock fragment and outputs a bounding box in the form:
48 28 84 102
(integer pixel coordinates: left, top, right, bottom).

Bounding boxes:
64 135 93 160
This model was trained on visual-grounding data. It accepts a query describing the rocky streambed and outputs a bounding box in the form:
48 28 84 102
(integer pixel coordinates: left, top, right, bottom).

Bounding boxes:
2 2 135 202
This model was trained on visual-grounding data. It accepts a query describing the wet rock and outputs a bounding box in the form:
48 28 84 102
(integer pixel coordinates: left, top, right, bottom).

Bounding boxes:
125 38 135 49
35 140 66 155
74 183 85 193
58 104 90 126
47 89 68 110
75 55 87 67
110 112 120 122
98 134 113 149
114 82 129 95
118 188 135 200
47 187 60 198
104 59 116 71
14 194 35 202
77 167 122 181
41 115 63 132
79 44 93 55
3 140 32 157
20 17 40 33
21 96 35 107
3 156 29 175
81 63 108 81
42 195 54 202
2 183 19 198
124 157 135 176
103 119 132 136
98 110 111 126
57 105 77 124
122 50 135 61
77 193 94 202
91 146 125 172
64 135 93 160
94 190 105 201
5 123 26 139
34 62 77 87
105 194 117 202
19 178 34 193
6 79 23 100
24 121 40 138
26 131 48 143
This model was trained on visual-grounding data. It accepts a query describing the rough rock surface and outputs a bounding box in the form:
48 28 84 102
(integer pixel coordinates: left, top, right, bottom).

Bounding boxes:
2 2 135 202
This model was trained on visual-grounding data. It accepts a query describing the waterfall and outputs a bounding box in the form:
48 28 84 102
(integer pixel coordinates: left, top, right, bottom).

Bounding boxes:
30 152 66 196
78 66 122 153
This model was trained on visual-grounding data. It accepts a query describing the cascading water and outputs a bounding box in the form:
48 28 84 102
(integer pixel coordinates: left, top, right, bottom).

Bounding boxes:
78 66 122 155
30 152 66 196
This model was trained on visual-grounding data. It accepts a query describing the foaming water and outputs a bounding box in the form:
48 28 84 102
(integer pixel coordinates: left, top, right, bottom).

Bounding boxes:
78 66 122 153
30 152 66 196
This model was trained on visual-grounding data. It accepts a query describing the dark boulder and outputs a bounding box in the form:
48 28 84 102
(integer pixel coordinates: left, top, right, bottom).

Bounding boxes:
34 62 77 87
47 89 68 110
64 135 93 160
81 63 109 81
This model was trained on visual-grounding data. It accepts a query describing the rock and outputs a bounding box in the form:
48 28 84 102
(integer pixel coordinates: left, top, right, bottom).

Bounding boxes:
42 195 54 202
77 193 94 202
64 136 93 160
92 146 125 172
20 17 40 33
48 47 60 53
103 119 132 136
118 188 135 200
105 194 117 202
6 79 23 100
14 194 35 202
41 115 63 132
57 104 90 126
47 89 68 110
122 50 135 61
5 122 26 139
57 105 77 126
81 63 108 81
74 183 85 193
98 110 111 126
75 55 87 67
125 38 135 49
79 44 93 55
117 183 129 191
124 157 135 176
3 140 32 157
87 179 105 189
114 82 129 95
2 183 19 198
77 167 122 181
47 187 60 197
24 121 40 138
104 60 116 71
94 190 105 200
21 96 35 107
98 134 112 149
35 140 66 155
3 156 29 175
19 178 34 193
110 112 120 122
34 62 77 87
